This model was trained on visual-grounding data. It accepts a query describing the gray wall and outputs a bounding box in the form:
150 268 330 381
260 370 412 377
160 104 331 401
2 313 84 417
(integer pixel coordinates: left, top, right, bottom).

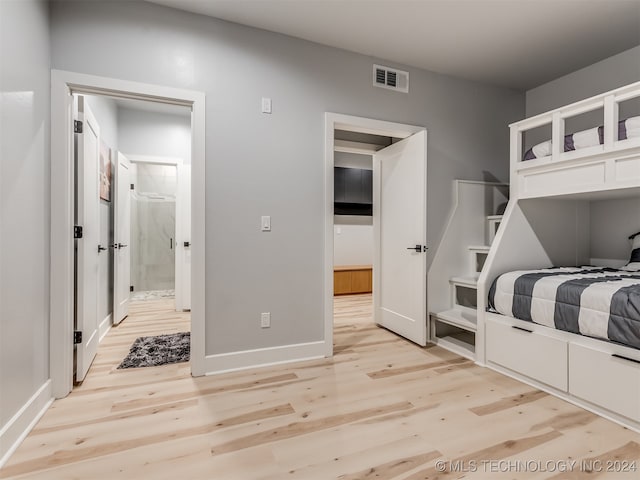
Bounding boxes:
334 225 373 266
51 0 523 355
117 107 191 163
0 0 50 429
590 198 640 263
86 96 118 155
84 95 118 329
526 45 640 117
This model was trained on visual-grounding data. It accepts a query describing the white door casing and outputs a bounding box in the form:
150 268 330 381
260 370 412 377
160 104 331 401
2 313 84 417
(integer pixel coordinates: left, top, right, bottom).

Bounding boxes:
373 130 428 346
51 70 206 398
113 152 131 324
323 113 425 358
75 96 101 382
126 155 191 311
179 164 192 310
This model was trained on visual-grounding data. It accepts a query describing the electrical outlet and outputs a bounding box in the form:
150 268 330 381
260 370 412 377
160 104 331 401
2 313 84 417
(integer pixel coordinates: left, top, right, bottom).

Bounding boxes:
261 312 271 328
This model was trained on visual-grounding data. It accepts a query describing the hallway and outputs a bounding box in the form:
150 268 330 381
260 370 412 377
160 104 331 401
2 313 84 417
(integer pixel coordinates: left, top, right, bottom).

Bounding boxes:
87 297 191 379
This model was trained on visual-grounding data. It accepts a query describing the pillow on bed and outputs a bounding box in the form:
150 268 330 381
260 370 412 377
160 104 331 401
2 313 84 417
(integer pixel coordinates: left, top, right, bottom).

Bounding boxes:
523 140 551 160
523 115 640 161
622 116 640 140
623 235 640 271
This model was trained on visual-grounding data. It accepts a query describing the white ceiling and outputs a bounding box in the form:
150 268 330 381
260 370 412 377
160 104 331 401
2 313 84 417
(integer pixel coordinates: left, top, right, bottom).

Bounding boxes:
147 0 640 90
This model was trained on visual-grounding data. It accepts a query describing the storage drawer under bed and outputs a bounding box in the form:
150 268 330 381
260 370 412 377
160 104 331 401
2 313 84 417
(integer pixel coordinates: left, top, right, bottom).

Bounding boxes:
569 343 640 422
486 318 568 391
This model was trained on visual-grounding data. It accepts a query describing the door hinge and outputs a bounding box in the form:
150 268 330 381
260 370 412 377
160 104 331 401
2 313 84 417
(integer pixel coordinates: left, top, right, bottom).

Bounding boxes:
130 183 135 190
74 331 83 344
130 285 134 292
74 225 83 239
74 120 83 134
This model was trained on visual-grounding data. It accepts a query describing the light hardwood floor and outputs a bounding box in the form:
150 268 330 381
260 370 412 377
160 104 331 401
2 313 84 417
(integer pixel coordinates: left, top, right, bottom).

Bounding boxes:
2 294 640 479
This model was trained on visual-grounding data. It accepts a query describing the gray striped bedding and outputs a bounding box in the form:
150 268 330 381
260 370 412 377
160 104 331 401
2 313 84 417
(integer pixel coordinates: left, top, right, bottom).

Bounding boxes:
488 266 640 349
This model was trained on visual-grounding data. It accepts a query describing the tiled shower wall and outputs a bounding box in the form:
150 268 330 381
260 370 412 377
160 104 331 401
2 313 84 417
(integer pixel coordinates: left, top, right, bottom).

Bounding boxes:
131 163 177 292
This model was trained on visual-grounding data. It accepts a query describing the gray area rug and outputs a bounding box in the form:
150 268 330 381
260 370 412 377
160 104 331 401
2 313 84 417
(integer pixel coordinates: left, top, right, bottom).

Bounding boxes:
117 332 190 369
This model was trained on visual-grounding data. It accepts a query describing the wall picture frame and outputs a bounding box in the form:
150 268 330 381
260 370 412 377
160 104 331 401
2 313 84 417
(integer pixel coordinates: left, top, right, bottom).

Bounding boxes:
99 141 112 202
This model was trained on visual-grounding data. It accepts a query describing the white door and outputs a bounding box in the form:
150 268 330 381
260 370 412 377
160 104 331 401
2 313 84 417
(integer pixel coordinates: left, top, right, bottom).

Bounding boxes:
373 130 427 346
113 152 131 324
75 96 101 382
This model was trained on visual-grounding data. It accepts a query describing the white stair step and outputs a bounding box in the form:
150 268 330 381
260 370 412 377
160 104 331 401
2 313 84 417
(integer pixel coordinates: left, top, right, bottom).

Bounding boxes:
450 275 478 288
488 216 502 245
431 308 477 332
432 333 475 360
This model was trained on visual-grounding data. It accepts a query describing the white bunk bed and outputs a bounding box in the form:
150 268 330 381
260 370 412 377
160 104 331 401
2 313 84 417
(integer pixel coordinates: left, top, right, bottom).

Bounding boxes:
478 81 640 432
511 81 640 199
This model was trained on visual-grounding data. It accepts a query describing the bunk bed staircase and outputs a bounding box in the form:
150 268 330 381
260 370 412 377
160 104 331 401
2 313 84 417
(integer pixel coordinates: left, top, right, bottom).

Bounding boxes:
428 181 508 360
431 224 501 359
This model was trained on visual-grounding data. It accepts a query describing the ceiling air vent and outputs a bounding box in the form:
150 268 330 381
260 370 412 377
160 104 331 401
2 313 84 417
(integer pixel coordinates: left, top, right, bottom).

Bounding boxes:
373 64 409 93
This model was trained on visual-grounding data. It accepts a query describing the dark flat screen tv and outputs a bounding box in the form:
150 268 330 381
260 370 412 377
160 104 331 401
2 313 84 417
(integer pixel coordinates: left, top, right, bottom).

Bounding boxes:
334 167 372 216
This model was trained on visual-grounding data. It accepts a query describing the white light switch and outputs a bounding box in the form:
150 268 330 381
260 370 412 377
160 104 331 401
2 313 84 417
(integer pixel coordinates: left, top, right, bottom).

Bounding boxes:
261 97 272 114
336 227 342 235
261 312 271 328
261 215 271 231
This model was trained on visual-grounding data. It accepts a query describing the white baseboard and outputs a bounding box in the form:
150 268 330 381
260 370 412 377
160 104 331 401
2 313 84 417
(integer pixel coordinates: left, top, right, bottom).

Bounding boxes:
99 313 113 342
205 341 327 376
0 380 53 468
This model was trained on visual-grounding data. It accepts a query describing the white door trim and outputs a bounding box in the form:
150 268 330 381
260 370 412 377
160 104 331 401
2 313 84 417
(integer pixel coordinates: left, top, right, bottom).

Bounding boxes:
323 113 424 357
51 69 206 398
125 154 189 312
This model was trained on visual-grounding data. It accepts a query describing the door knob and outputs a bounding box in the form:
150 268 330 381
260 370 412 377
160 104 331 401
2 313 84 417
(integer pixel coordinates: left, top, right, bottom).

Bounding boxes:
184 241 191 247
118 243 128 248
98 245 107 252
406 245 427 252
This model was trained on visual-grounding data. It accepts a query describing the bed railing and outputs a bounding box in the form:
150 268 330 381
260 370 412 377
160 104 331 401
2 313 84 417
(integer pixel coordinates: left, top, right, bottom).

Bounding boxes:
509 81 640 199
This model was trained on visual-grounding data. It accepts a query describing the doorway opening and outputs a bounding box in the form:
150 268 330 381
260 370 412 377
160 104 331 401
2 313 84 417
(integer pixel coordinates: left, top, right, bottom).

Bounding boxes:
332 130 389 345
72 93 192 383
51 70 206 399
129 162 178 302
324 114 428 356
126 154 191 312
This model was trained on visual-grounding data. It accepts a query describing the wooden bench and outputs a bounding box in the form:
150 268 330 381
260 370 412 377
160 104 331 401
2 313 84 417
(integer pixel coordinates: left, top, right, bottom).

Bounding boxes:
334 265 372 295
